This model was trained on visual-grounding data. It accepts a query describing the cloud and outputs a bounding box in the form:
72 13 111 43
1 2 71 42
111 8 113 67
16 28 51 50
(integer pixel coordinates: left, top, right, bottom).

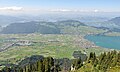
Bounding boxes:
94 9 99 12
50 9 100 13
50 9 71 12
0 6 23 11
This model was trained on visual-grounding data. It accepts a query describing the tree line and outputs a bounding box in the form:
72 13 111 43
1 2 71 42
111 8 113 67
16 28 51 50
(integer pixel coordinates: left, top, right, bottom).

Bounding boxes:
1 50 120 72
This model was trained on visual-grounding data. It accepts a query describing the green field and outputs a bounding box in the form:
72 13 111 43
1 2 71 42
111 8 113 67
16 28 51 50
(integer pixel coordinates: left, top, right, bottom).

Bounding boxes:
0 34 109 66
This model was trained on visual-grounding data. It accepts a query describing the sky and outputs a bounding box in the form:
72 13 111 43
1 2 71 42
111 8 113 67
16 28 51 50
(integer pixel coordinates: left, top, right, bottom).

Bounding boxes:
0 0 120 15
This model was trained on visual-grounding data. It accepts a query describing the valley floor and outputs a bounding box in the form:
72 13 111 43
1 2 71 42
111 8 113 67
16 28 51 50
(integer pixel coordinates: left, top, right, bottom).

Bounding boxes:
0 34 109 68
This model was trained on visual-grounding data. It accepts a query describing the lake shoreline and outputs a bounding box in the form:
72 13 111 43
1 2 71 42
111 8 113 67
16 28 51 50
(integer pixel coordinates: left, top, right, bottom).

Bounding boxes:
84 34 120 50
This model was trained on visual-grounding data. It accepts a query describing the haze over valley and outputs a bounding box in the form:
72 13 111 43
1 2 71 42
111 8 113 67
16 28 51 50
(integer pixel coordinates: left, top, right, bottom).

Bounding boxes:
0 0 120 72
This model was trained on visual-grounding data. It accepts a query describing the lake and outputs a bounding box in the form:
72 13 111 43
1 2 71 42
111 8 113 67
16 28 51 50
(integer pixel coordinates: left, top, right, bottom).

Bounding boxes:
85 35 120 50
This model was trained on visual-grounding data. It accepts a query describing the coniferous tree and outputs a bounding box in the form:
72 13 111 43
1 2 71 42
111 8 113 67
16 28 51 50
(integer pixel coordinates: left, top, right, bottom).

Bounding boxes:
72 58 83 70
43 57 50 72
37 60 43 72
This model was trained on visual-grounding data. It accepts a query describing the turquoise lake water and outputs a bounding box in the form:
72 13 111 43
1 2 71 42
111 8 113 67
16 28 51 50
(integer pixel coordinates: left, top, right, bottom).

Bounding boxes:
85 35 120 50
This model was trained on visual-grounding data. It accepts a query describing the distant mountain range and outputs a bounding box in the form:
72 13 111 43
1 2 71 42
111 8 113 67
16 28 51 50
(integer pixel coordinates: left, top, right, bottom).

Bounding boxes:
109 17 120 26
1 20 85 34
0 15 25 27
1 21 60 34
1 15 120 34
85 16 120 32
2 20 100 34
0 15 109 26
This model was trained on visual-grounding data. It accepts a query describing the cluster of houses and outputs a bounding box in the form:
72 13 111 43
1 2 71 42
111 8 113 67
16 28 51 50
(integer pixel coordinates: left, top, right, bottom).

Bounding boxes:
15 40 32 46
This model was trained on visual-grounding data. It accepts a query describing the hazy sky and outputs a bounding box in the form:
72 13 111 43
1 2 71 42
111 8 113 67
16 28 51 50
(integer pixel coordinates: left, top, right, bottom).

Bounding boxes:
0 0 120 15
